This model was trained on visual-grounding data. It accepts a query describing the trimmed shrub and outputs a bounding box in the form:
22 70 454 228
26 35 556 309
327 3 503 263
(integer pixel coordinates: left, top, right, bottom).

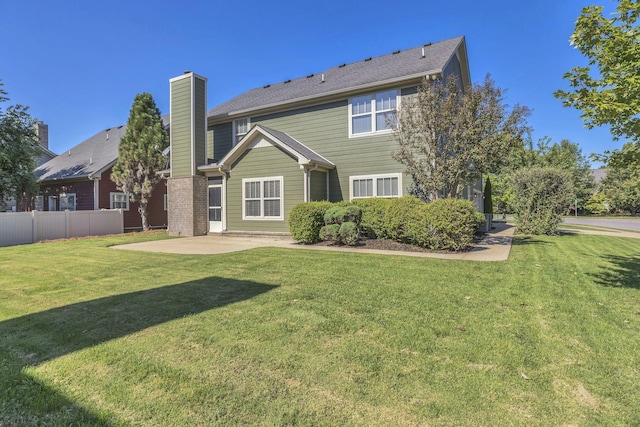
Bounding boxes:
319 223 340 242
321 205 362 246
338 221 359 246
288 201 332 243
483 176 493 214
384 196 427 243
352 198 393 238
424 199 480 250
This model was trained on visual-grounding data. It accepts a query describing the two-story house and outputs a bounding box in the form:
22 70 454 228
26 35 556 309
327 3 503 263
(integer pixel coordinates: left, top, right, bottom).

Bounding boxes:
166 36 475 236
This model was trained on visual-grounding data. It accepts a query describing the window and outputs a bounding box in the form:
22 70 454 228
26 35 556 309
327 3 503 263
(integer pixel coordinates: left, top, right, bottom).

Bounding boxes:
110 192 129 210
59 193 76 211
34 196 43 211
233 118 251 145
242 177 283 220
349 90 398 136
349 174 401 200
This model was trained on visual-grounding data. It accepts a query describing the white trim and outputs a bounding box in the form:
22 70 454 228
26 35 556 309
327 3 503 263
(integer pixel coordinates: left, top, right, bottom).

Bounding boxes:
190 74 195 176
241 176 284 220
349 173 402 200
110 192 129 211
348 89 399 138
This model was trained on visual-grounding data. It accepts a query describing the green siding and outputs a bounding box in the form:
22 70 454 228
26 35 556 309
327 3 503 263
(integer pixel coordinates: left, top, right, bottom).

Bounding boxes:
170 77 192 177
251 98 409 201
310 170 327 201
226 144 303 232
193 77 207 168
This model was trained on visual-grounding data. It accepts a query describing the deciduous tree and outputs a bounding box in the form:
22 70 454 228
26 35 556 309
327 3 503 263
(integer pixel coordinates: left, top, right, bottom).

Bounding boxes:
111 93 168 230
392 74 530 201
555 1 640 142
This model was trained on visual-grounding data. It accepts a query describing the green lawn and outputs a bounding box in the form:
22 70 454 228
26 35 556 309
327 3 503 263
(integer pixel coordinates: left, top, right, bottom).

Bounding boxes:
1 232 639 426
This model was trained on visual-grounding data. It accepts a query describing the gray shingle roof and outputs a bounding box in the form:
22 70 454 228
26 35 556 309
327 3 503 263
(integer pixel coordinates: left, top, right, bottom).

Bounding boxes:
258 126 334 167
208 36 465 119
35 125 127 182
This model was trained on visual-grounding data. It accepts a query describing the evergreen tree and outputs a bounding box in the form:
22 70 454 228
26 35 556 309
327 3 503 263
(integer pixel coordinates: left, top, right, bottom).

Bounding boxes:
111 93 168 230
0 80 41 211
483 176 493 214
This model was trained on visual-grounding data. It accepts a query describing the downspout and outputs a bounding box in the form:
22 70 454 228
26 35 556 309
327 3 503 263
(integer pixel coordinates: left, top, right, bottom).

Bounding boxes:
89 174 99 210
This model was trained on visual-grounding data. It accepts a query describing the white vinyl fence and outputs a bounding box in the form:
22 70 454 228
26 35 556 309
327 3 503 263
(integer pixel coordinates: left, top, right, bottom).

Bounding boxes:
0 210 123 247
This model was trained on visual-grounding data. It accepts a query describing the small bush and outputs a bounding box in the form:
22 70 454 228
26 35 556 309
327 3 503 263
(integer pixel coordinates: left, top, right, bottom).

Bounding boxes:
424 199 480 251
321 205 362 246
352 198 393 238
384 196 427 243
338 221 359 246
319 223 340 242
289 201 332 243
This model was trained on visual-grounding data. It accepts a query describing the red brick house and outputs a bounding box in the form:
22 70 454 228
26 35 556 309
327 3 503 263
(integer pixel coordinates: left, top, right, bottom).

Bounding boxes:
34 122 168 229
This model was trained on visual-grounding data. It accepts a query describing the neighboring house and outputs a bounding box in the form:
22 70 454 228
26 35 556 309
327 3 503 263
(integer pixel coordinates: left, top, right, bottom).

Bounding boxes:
2 122 57 212
34 122 168 229
166 35 476 236
591 168 607 185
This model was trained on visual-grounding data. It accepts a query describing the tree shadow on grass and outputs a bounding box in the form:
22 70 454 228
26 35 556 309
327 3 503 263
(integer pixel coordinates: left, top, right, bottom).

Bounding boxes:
587 254 640 290
0 277 277 426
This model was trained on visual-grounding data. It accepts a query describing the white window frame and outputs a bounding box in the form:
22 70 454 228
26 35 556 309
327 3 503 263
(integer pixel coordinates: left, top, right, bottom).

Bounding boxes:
233 118 251 146
59 193 76 211
348 89 399 137
110 192 129 210
349 173 402 200
242 176 284 220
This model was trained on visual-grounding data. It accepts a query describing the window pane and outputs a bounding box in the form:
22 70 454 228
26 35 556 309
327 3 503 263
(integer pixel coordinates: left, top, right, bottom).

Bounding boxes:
376 177 399 197
352 96 371 115
264 180 280 198
209 208 221 221
264 200 280 217
245 181 260 199
376 112 393 131
352 116 372 134
392 178 398 196
246 200 260 217
376 90 397 111
209 187 221 207
366 179 373 197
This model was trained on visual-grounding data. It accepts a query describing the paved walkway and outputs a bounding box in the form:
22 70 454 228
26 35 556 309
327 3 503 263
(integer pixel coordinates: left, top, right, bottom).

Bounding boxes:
111 223 515 262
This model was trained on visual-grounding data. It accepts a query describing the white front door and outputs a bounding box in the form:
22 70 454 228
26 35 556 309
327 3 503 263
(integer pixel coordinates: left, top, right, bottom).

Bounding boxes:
208 182 223 232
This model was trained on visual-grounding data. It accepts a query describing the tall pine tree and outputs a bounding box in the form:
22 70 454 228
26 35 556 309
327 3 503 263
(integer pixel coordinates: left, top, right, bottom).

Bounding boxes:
111 93 168 230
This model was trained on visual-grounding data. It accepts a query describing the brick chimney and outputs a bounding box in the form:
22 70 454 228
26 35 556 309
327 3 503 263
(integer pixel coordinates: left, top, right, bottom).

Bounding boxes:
167 71 208 236
35 121 49 150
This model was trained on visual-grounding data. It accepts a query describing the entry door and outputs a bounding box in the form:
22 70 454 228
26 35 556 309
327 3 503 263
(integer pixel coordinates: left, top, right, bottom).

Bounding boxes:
208 183 223 232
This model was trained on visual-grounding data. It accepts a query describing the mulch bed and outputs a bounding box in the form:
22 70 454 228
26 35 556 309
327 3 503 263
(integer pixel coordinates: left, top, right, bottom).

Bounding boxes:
310 233 486 254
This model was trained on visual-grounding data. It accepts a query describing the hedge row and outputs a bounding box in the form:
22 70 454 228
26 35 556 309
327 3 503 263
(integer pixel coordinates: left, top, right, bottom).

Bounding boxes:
289 197 485 251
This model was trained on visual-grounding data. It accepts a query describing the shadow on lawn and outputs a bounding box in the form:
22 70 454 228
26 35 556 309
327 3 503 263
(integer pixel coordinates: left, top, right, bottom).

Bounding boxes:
0 277 277 426
588 254 640 290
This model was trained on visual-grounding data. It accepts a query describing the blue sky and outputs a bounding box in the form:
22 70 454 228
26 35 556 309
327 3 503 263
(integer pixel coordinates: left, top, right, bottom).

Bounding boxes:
1 0 621 166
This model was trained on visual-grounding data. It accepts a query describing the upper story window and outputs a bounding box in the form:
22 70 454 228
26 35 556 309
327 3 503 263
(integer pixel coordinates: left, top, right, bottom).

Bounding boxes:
349 90 398 137
233 118 251 145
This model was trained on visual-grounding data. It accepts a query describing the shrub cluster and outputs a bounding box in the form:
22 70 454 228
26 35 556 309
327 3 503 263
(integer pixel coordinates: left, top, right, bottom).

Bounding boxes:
289 197 483 251
320 205 362 246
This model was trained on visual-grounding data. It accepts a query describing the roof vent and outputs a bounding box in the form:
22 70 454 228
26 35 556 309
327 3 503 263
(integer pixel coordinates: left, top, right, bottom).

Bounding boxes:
393 50 400 55
339 63 346 68
184 70 192 74
118 125 123 129
263 84 271 88
364 57 372 62
321 74 325 83
306 74 314 78
89 157 93 165
68 150 71 156
284 79 291 84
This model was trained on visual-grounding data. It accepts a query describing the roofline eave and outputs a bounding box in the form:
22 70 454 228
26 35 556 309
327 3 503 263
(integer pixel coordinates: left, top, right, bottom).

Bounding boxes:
207 70 443 124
